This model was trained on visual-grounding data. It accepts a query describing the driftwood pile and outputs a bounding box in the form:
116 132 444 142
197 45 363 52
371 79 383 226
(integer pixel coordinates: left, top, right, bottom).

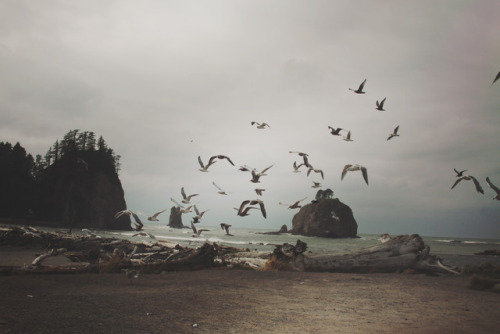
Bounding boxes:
1 227 460 275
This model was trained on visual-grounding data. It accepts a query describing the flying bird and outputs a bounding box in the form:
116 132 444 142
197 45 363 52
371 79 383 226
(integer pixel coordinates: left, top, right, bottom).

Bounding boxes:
193 205 209 220
220 223 233 236
255 188 265 196
349 78 367 94
147 209 166 221
179 205 194 214
341 164 369 185
292 161 305 173
450 175 484 194
328 126 343 136
387 126 400 141
251 121 270 129
132 231 156 239
485 177 500 200
343 130 353 142
181 187 199 204
375 97 386 111
249 164 274 183
307 166 324 180
190 221 210 237
212 181 229 195
170 198 185 208
312 181 322 188
454 169 467 177
210 155 235 166
492 71 500 85
198 155 216 172
289 151 310 167
235 200 267 218
279 197 308 209
114 210 144 231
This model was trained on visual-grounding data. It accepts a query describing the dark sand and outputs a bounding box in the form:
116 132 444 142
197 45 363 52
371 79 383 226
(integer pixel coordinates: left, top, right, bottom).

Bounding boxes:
1 246 499 333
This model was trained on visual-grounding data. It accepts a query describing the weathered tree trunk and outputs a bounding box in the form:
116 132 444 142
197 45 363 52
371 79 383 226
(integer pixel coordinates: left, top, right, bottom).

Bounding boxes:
271 234 459 275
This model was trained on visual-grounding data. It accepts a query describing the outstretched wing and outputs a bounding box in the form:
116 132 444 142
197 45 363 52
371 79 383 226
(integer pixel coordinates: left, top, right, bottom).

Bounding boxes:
451 177 464 190
361 167 369 185
486 177 500 194
469 175 484 194
341 164 352 180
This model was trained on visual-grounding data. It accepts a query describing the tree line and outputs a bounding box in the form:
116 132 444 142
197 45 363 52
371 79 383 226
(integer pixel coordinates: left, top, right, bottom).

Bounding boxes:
0 129 121 219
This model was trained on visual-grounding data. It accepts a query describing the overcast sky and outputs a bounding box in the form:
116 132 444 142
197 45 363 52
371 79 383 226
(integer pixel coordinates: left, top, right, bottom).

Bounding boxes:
2 1 500 238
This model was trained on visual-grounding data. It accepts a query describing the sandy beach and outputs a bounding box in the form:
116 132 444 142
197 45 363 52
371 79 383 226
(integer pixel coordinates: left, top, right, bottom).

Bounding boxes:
0 246 499 333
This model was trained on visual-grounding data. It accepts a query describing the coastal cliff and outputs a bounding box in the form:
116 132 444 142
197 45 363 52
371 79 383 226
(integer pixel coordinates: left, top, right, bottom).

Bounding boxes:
289 198 358 238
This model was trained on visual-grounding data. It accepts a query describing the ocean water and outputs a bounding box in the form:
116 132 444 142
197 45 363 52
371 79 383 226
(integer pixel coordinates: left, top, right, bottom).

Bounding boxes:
56 222 500 257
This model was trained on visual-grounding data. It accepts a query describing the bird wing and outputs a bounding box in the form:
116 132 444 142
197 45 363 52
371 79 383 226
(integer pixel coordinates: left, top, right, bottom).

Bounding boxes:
260 164 274 174
358 79 367 91
190 221 197 234
469 175 484 194
171 198 184 208
341 164 352 180
193 205 200 216
258 201 267 218
451 177 464 189
387 134 394 141
486 177 500 194
394 125 400 134
238 200 251 213
212 181 223 191
220 155 235 166
152 209 166 218
181 187 187 199
114 210 130 219
197 156 205 168
186 194 199 201
492 71 500 85
361 166 369 185
380 97 386 107
319 170 324 179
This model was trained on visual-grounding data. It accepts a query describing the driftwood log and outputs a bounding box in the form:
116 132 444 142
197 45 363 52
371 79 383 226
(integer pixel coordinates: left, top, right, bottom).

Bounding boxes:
271 234 460 275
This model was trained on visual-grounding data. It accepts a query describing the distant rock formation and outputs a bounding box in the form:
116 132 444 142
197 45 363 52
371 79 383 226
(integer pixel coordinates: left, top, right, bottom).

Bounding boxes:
258 224 289 235
36 155 130 230
168 206 184 228
289 198 357 238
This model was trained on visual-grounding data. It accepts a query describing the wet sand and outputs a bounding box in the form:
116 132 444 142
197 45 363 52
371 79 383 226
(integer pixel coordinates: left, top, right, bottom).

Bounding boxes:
1 247 499 333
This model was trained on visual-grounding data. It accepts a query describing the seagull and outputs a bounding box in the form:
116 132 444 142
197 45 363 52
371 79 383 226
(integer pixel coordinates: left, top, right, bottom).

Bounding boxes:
312 181 322 188
451 175 484 194
114 210 144 231
349 78 367 94
251 121 270 129
132 231 156 239
234 205 258 217
190 221 210 237
328 126 343 136
292 161 305 173
180 205 194 214
454 168 467 177
235 200 267 218
387 126 400 141
198 156 216 172
181 187 199 204
147 209 166 221
210 155 235 167
249 164 274 183
220 223 233 236
279 197 308 209
213 181 229 195
343 130 353 142
255 188 265 196
289 151 310 167
122 269 140 282
492 71 500 85
307 166 324 180
375 97 386 111
193 205 209 220
341 164 369 185
485 177 500 200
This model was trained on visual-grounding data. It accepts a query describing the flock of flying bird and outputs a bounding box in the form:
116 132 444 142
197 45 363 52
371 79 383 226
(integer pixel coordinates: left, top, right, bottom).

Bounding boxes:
111 73 500 239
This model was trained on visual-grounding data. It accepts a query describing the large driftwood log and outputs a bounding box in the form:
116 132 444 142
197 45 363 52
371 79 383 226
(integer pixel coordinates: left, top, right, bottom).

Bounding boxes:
272 234 459 275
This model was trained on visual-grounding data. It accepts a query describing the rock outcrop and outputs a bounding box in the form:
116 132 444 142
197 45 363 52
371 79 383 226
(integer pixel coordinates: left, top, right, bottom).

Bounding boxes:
168 206 184 228
36 155 129 230
289 198 357 238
